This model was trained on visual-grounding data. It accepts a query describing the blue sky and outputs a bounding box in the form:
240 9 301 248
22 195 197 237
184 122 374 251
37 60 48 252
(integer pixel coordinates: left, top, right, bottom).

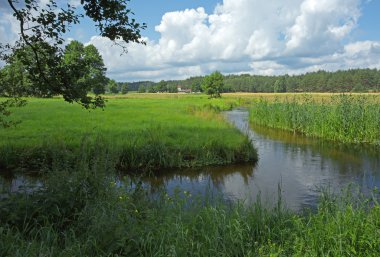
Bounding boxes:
1 0 380 81
70 0 380 43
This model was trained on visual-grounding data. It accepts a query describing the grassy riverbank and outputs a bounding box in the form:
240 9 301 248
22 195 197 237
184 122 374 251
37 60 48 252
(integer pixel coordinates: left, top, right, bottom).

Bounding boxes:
1 162 380 257
249 94 380 145
0 96 256 172
2 93 380 256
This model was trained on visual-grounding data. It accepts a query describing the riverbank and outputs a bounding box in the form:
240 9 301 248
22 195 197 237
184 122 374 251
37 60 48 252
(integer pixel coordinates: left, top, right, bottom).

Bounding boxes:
1 164 380 256
249 94 380 145
0 96 256 172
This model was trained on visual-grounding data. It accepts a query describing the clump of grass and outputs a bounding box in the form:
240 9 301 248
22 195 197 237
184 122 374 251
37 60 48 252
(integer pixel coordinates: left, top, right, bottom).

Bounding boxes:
250 94 380 145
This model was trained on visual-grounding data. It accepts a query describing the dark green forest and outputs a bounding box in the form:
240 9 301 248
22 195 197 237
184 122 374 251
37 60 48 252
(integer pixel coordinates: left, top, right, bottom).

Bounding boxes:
130 69 380 93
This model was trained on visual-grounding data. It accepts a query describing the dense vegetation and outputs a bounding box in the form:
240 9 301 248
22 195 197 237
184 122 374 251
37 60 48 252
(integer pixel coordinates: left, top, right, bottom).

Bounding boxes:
132 69 380 93
250 94 380 145
1 156 380 256
0 95 256 172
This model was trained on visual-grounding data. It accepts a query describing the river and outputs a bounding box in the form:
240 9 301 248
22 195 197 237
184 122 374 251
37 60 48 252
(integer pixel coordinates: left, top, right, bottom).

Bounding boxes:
2 109 380 210
141 109 380 210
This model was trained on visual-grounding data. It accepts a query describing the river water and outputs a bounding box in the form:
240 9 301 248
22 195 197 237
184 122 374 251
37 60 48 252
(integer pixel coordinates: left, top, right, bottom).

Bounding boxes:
141 109 380 210
2 109 380 210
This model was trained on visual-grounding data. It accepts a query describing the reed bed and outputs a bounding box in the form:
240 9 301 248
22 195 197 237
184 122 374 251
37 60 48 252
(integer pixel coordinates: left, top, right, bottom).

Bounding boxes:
250 94 380 145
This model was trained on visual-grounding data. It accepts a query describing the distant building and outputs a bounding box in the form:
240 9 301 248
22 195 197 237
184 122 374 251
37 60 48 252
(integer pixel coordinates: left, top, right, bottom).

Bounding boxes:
177 85 192 93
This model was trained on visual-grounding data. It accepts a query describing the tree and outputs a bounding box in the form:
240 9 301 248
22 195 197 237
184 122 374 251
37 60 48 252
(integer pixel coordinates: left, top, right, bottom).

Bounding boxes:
121 83 128 94
108 80 119 94
273 79 286 93
63 40 108 96
202 71 224 98
84 45 108 95
137 85 146 93
156 80 167 92
0 58 31 97
1 0 146 127
191 81 202 92
167 84 178 93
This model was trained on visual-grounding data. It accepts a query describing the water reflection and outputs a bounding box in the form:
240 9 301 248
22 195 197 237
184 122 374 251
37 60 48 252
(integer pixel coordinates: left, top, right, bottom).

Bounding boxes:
1 109 380 211
141 109 380 210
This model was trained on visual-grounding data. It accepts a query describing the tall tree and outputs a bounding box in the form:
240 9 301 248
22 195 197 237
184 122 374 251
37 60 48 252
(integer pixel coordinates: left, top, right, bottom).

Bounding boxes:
84 45 108 95
202 71 224 98
1 0 146 127
121 83 128 94
108 79 119 94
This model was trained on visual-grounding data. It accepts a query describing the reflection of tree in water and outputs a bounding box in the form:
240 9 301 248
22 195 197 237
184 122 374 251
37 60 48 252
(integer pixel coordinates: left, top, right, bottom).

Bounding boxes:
137 164 256 192
251 123 380 177
0 171 42 194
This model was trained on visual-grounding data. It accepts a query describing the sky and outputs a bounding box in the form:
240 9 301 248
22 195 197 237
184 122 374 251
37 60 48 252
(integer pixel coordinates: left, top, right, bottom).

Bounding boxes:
1 0 380 82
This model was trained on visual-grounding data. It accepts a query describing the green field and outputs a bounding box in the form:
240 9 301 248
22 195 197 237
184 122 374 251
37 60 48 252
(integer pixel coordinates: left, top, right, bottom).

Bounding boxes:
0 95 256 171
2 93 380 256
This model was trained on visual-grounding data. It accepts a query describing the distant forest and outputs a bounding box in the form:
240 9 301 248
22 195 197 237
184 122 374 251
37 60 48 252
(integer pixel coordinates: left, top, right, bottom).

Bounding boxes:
127 69 380 93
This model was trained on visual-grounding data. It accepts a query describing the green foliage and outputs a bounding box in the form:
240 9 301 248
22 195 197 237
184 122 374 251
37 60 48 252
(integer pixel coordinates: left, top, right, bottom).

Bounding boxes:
137 85 146 93
191 81 202 92
84 44 108 95
274 78 286 93
108 80 119 94
250 95 380 145
63 41 108 96
1 158 380 257
121 83 128 94
202 71 224 98
167 84 178 93
150 69 380 93
0 98 26 128
1 0 146 124
156 80 167 92
0 59 31 97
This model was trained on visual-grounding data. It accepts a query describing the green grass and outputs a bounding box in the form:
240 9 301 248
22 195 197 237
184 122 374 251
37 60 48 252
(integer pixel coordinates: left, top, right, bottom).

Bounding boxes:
2 94 380 256
1 159 380 257
0 95 256 171
249 94 380 145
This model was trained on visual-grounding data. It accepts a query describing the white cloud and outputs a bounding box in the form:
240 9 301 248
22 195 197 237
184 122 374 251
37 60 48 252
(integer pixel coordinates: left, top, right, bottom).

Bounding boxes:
1 0 379 81
0 11 19 45
87 0 380 81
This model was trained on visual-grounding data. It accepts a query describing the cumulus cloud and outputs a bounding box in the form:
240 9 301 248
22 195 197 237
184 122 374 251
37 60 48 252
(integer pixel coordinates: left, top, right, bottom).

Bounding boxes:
0 9 19 45
87 0 380 81
1 0 379 81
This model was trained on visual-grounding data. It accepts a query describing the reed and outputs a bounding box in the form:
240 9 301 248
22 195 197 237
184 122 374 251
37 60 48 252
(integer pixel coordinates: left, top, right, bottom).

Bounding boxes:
250 94 380 145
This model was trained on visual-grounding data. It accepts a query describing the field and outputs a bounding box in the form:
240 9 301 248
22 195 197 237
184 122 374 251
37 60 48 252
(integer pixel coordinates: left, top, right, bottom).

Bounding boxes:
1 93 380 256
0 94 256 172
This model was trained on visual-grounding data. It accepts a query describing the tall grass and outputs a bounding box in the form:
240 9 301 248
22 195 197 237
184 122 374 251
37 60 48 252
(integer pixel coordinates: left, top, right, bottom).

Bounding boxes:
250 94 380 145
1 154 380 256
0 96 256 172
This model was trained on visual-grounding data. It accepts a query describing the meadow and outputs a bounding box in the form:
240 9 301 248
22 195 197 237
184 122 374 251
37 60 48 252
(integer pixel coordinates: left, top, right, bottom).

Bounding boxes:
2 93 380 256
0 94 256 172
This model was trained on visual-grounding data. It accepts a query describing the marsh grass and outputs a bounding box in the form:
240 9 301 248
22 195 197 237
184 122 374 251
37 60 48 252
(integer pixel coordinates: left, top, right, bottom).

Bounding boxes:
1 156 380 256
250 94 380 145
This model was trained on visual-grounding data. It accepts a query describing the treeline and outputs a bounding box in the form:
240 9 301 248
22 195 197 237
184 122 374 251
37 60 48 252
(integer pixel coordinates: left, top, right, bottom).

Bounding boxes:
129 69 380 93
